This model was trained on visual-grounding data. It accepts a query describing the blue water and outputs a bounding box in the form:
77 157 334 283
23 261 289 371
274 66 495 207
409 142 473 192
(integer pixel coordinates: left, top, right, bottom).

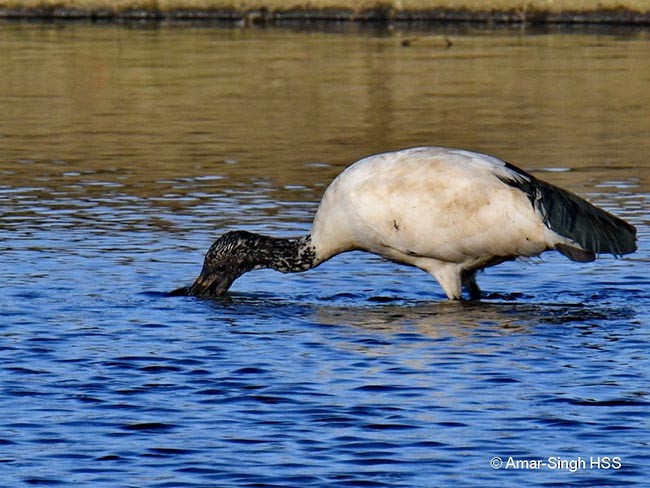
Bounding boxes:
1 23 650 488
2 179 649 487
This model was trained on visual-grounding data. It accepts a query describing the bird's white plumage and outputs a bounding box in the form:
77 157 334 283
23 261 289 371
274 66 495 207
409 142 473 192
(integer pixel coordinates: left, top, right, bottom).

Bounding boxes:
310 147 565 299
183 145 635 300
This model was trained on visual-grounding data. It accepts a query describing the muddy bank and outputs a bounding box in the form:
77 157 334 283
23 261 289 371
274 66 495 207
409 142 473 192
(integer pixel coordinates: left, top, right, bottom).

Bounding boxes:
1 0 650 24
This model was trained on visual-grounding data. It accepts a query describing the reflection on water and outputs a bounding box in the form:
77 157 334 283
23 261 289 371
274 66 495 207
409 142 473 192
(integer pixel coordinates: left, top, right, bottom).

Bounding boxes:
0 22 649 488
2 23 650 197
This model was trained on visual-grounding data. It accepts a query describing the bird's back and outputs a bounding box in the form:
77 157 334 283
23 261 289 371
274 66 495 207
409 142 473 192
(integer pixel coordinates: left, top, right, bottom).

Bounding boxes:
310 147 551 267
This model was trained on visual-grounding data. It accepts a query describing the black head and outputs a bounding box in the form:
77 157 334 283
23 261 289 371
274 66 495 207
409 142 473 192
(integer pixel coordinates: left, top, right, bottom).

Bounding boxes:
188 231 259 297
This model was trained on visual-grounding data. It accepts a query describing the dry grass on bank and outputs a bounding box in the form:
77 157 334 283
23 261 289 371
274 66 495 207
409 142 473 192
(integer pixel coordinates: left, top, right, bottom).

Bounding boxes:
1 0 649 19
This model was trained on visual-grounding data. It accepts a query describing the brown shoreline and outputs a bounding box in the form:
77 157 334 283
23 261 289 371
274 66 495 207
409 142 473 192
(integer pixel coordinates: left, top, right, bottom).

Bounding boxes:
1 6 650 25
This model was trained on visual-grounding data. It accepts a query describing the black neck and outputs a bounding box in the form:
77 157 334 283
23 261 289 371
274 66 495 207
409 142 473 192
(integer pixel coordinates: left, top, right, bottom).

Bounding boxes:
236 231 317 273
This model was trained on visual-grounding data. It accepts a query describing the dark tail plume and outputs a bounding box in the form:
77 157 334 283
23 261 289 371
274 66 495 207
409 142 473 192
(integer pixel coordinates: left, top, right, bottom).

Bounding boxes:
498 163 637 257
532 180 636 256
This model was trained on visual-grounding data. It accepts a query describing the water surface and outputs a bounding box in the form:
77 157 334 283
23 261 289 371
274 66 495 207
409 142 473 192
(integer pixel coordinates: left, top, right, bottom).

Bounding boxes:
1 22 649 487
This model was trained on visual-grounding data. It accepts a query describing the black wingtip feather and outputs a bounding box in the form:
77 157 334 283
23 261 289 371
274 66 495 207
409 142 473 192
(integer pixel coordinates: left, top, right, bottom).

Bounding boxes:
498 162 637 257
533 181 637 256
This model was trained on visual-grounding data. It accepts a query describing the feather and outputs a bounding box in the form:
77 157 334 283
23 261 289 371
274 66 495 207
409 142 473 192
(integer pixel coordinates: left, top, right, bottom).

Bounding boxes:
496 161 637 256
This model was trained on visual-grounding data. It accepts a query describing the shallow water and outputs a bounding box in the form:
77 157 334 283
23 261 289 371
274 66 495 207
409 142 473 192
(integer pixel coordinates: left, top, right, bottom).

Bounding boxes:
1 22 649 487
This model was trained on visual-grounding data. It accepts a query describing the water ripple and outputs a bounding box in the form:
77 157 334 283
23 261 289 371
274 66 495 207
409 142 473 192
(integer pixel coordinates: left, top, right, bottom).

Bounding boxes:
1 28 649 487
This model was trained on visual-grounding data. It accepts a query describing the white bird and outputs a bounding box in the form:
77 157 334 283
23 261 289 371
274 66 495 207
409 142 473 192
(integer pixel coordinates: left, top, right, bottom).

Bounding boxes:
174 147 637 300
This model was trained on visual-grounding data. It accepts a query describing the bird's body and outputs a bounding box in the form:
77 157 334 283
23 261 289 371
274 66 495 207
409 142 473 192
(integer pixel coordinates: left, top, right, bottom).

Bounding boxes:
310 147 555 298
176 147 636 300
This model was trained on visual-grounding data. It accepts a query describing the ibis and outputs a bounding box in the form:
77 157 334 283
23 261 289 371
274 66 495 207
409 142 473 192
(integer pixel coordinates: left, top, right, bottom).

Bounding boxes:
174 147 636 300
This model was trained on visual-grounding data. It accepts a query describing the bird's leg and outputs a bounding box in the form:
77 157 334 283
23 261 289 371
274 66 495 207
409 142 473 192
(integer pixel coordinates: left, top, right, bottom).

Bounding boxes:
462 270 482 301
424 262 463 300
